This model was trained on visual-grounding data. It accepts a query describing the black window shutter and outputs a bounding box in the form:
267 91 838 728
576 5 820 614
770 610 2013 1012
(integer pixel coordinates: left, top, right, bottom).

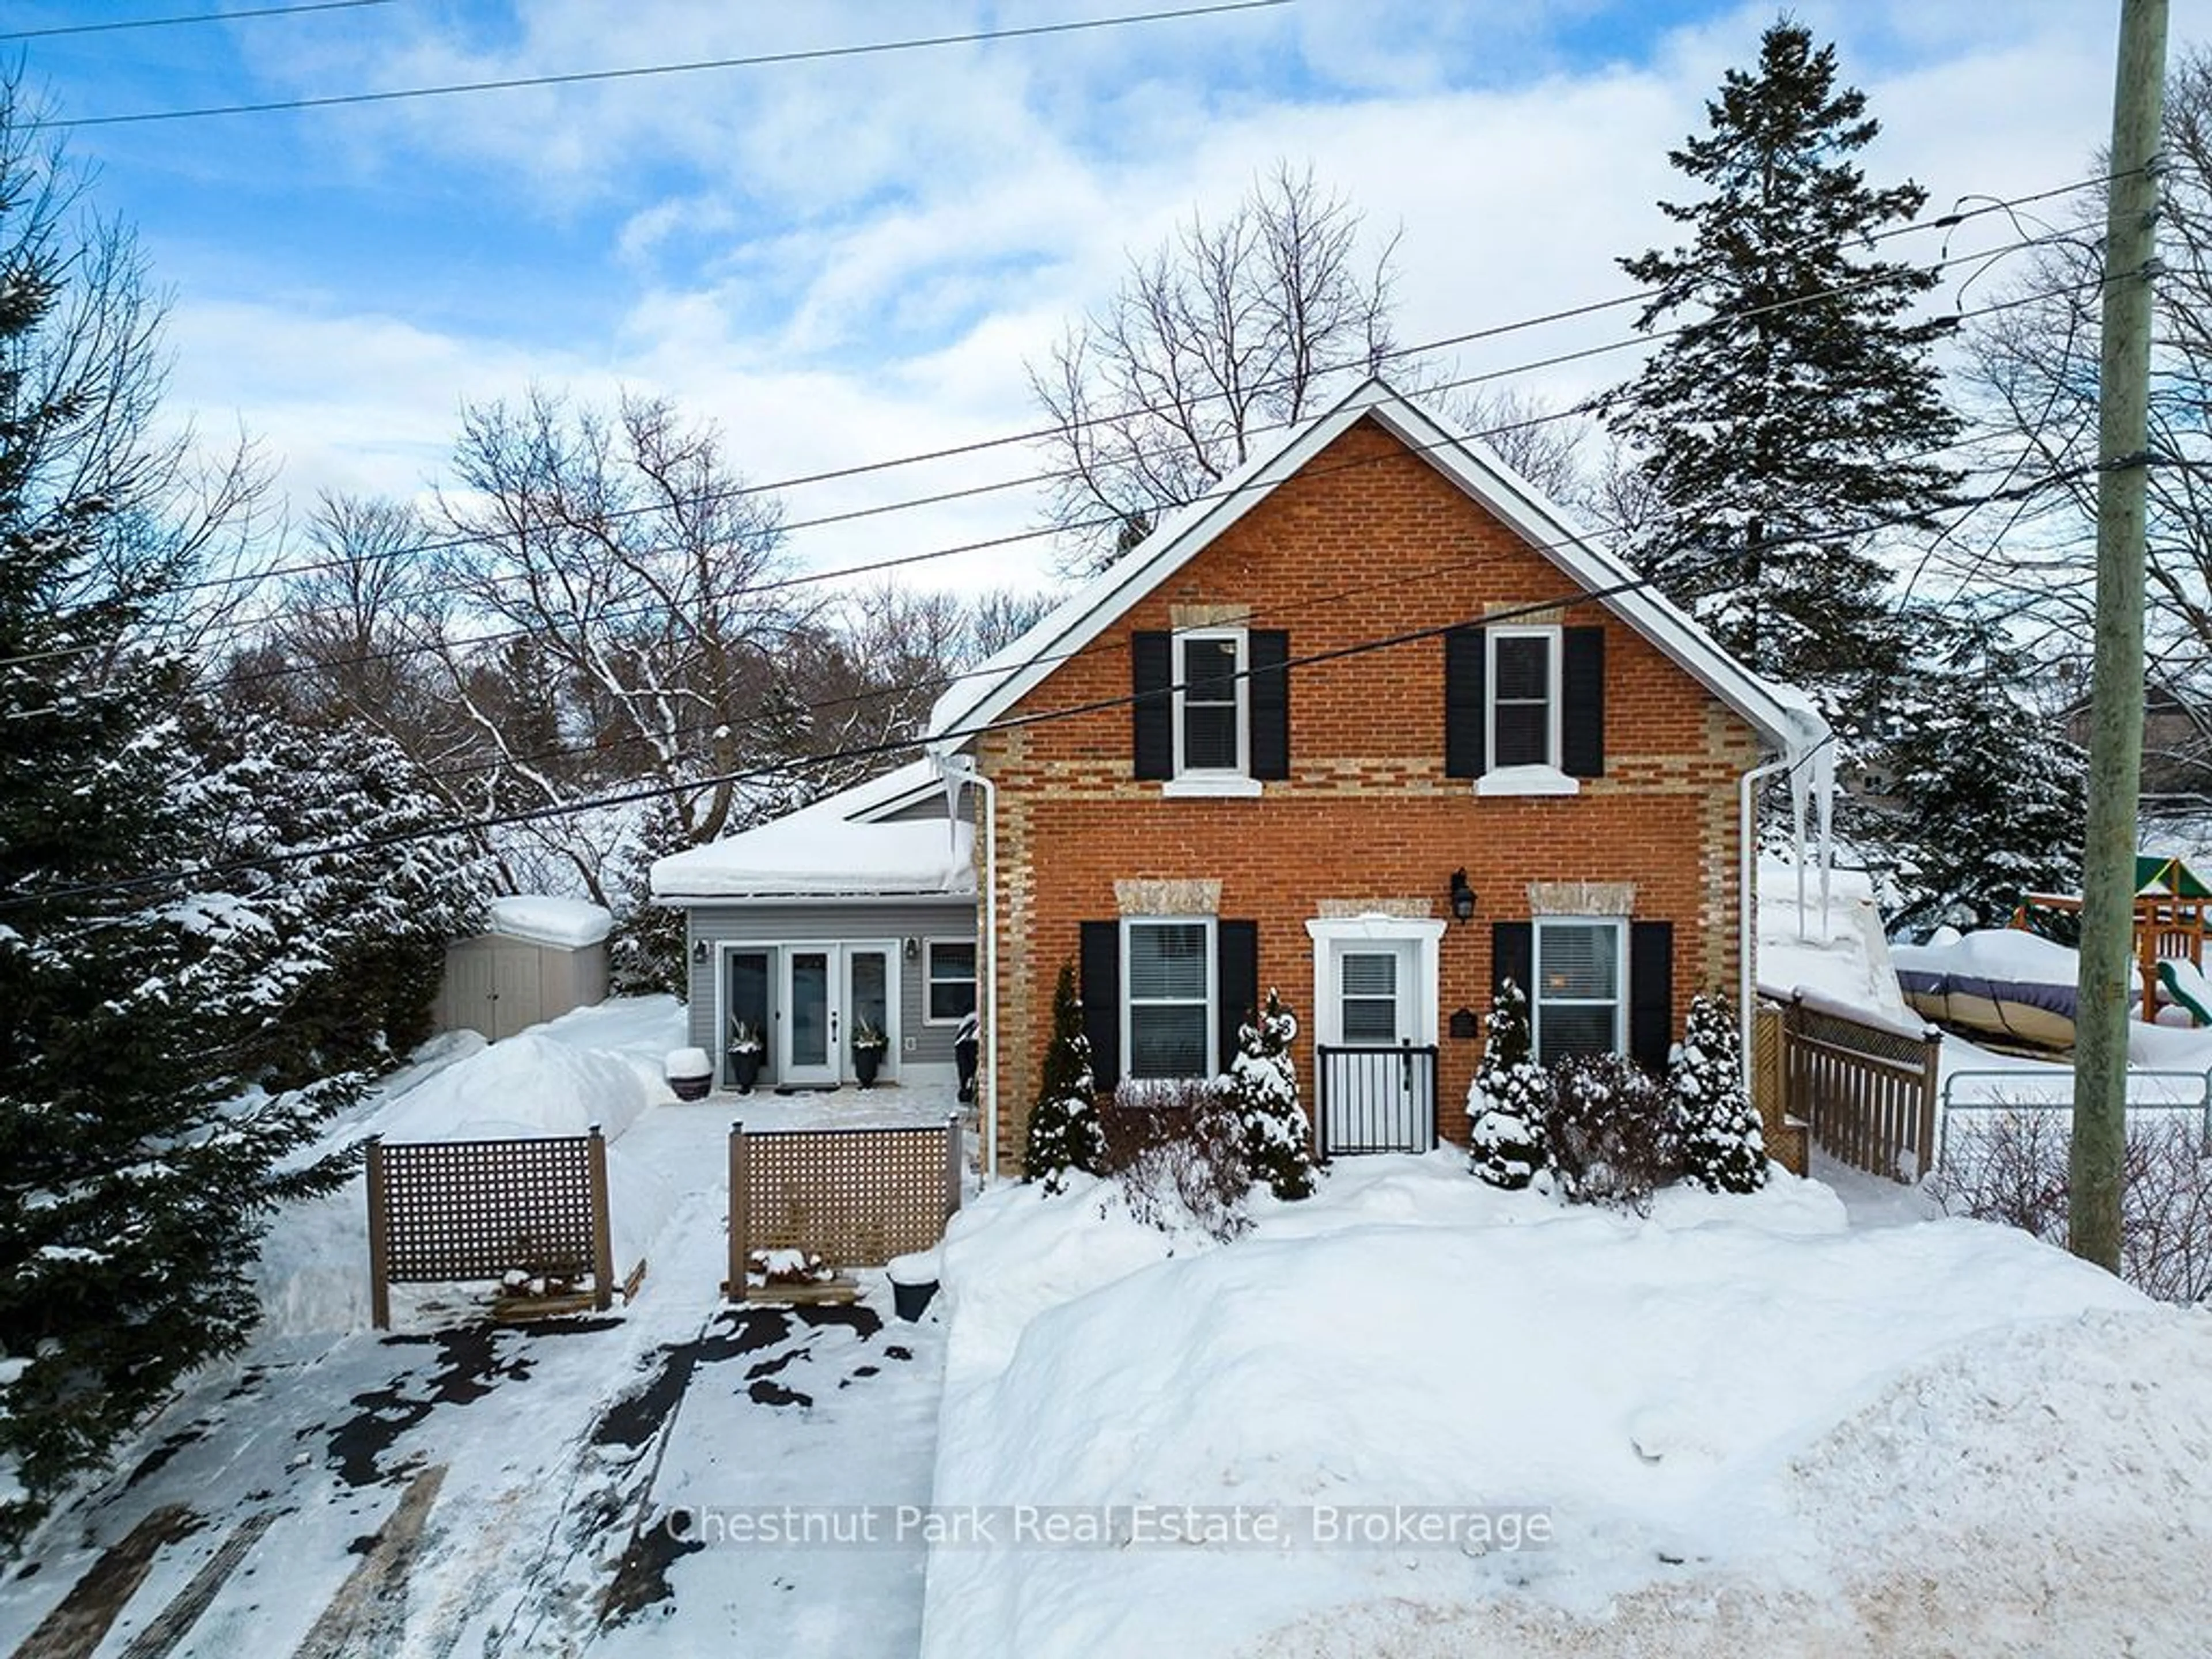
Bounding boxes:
1562 626 1605 778
1629 921 1675 1076
1131 631 1173 781
1445 625 1487 778
1491 921 1532 1001
1079 922 1121 1090
1216 920 1259 1075
1248 630 1290 780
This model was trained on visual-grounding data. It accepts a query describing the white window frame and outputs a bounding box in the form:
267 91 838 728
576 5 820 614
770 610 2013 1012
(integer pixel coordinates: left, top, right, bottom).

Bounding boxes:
1478 624 1580 797
1304 915 1445 1050
1531 916 1627 1066
1487 624 1561 771
1170 628 1251 783
922 937 978 1026
1120 915 1217 1082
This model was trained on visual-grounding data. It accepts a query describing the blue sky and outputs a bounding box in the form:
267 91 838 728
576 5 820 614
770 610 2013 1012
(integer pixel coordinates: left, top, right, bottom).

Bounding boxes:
5 1 2191 591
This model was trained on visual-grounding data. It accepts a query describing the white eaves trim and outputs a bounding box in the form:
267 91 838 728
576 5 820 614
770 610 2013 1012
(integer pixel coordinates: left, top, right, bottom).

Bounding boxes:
922 376 1830 771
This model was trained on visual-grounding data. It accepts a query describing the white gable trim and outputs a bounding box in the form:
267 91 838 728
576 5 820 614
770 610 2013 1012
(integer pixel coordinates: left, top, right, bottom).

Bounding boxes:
923 376 1825 766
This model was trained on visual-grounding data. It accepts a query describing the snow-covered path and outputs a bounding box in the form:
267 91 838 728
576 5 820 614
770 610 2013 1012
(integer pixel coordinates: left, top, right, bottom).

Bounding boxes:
0 1041 950 1659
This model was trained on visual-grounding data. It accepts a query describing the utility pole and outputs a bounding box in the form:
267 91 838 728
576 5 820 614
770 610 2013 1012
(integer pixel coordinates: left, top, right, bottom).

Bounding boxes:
2072 0 2168 1273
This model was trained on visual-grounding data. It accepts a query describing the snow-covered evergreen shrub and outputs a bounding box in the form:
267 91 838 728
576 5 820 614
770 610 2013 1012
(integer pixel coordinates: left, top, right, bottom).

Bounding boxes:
1218 989 1316 1200
1672 991 1768 1193
1103 1079 1252 1242
1023 963 1107 1194
1544 1053 1681 1213
1468 979 1551 1189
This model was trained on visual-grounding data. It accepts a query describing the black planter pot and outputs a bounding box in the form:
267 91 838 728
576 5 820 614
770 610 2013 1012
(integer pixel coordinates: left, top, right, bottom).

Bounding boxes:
729 1049 763 1094
891 1277 937 1320
853 1044 885 1088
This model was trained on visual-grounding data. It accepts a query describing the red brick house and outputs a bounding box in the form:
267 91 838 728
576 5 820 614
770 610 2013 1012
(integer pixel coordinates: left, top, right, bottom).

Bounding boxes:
922 377 1827 1176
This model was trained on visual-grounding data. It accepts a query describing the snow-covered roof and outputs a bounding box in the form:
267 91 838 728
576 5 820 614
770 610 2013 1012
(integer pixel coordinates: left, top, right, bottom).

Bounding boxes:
924 376 1830 770
486 895 613 949
649 760 973 902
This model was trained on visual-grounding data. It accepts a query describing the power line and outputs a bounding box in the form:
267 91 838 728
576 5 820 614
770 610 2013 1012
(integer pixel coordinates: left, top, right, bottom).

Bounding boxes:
143 174 2118 611
0 207 2106 693
1 447 2092 912
24 0 1295 129
0 0 394 41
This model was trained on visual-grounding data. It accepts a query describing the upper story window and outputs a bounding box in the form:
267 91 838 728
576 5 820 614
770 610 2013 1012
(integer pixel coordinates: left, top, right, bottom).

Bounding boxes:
1132 628 1290 790
1445 622 1605 792
1176 631 1247 776
1488 627 1560 770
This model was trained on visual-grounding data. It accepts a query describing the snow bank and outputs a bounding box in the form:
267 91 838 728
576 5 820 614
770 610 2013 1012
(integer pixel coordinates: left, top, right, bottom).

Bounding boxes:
918 1157 2191 1658
485 894 612 948
252 999 691 1335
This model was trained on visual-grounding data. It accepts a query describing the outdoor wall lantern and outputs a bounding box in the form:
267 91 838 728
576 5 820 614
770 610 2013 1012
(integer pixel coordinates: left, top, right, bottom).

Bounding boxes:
1450 869 1477 924
692 938 709 964
904 935 921 961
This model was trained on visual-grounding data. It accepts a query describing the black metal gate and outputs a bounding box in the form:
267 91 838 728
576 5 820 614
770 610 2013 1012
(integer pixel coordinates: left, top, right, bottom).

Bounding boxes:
1316 1044 1438 1156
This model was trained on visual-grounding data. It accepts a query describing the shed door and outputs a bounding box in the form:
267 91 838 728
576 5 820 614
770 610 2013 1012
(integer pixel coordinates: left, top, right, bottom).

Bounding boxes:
492 942 543 1040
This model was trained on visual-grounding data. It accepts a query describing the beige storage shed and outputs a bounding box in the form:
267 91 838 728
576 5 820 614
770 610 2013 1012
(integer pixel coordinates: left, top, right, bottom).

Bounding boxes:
437 896 613 1041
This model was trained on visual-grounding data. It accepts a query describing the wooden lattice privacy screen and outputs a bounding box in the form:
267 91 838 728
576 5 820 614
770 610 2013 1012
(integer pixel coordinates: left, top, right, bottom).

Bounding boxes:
365 1130 615 1328
728 1118 962 1293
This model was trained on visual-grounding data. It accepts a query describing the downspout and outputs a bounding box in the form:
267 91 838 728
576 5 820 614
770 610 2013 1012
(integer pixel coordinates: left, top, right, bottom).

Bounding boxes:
1738 753 1791 1096
944 753 1000 1181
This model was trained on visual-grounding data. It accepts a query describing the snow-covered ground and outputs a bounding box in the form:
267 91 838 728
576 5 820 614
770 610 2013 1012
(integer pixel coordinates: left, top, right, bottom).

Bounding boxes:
919 1160 2210 1657
0 997 956 1658
10 865 2212 1657
907 862 2212 1656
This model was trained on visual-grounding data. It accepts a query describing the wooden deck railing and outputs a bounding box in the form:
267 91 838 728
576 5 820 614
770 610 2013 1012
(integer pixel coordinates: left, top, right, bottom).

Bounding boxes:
1760 988 1941 1183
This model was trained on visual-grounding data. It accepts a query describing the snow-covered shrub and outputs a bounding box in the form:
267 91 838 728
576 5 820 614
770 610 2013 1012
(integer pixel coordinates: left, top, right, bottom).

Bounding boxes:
1672 991 1768 1194
1468 979 1551 1190
1102 1080 1252 1242
1928 1111 2212 1304
1218 989 1316 1200
1024 963 1107 1194
1544 1053 1681 1214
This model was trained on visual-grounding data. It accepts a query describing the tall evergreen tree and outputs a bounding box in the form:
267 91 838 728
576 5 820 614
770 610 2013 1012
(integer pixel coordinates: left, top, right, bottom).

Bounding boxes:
1861 615 2086 937
0 89 351 1542
1605 20 1961 708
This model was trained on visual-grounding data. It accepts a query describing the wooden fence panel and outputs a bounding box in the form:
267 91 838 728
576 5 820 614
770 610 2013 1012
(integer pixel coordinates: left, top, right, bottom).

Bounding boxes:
728 1117 962 1296
365 1129 614 1328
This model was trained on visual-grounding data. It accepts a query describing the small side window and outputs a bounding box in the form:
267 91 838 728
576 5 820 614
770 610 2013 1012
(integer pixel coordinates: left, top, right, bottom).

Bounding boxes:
925 940 977 1024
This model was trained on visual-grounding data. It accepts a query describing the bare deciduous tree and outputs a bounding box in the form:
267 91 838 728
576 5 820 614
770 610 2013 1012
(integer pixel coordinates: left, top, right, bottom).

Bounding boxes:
1029 164 1404 571
426 389 806 903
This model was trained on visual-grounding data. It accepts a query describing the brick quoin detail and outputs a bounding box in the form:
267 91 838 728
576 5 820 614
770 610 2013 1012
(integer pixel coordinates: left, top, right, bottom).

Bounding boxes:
977 417 1763 1172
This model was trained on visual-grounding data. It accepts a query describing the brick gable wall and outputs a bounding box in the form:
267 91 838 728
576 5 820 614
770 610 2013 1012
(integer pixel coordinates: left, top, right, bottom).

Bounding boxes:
977 416 1763 1169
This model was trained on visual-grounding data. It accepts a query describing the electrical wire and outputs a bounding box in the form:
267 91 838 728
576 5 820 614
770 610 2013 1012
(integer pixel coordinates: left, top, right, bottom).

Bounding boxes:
23 0 1296 130
0 222 2110 685
0 446 2094 913
0 0 394 41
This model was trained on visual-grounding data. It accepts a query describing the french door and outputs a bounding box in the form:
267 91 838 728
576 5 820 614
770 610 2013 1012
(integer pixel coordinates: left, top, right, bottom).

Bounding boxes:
779 943 895 1086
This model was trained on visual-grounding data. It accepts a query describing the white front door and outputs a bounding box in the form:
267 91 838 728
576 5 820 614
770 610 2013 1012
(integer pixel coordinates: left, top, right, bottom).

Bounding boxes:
778 943 899 1087
1318 935 1430 1154
783 948 838 1085
1333 942 1417 1048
